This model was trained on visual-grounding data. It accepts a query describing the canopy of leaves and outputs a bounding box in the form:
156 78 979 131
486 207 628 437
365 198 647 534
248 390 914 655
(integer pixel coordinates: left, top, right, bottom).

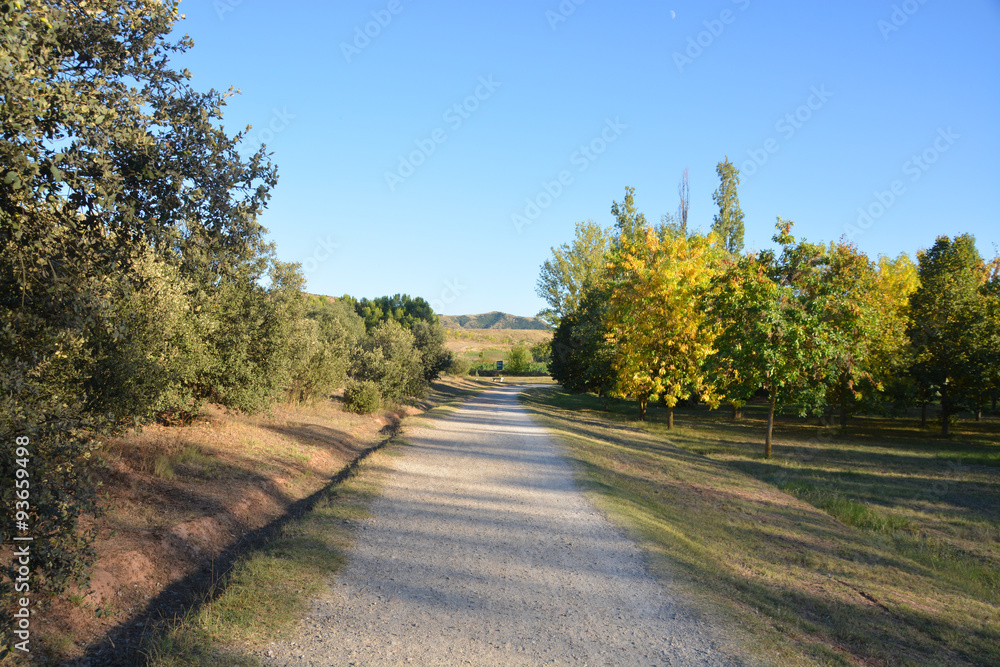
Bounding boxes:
535 220 610 327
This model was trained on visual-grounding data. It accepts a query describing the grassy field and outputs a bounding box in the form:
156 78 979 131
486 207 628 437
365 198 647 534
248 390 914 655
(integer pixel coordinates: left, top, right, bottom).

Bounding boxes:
444 328 551 367
519 388 1000 666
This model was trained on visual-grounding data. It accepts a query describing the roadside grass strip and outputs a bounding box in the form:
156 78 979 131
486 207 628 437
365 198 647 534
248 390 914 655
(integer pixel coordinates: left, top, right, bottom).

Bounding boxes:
519 387 1000 667
144 450 389 666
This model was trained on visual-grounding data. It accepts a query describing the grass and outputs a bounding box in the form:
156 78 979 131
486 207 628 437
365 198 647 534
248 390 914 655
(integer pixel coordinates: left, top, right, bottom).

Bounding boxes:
519 387 1000 666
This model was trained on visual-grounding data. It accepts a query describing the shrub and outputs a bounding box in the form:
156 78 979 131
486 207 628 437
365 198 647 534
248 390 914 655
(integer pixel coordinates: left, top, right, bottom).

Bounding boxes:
447 356 472 377
349 320 425 401
344 380 382 414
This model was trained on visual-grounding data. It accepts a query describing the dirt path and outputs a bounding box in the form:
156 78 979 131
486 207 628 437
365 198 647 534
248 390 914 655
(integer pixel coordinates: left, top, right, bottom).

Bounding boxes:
258 387 745 666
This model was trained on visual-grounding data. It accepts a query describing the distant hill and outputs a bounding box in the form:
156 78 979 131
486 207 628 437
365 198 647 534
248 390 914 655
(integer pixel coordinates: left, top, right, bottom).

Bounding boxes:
439 312 550 330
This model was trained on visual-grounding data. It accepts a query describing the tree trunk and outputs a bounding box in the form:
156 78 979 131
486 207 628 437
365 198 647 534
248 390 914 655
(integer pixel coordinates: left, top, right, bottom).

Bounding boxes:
765 391 776 458
730 401 741 420
941 385 950 436
667 405 674 430
920 402 927 428
839 401 848 429
976 390 982 422
638 397 647 421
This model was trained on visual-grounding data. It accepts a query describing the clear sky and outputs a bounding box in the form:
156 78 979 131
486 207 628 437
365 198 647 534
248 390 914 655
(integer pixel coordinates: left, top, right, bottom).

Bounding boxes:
170 0 1000 317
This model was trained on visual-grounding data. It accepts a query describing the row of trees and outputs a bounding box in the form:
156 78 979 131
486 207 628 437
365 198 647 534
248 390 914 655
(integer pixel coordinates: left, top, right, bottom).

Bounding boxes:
0 1 450 611
542 170 999 454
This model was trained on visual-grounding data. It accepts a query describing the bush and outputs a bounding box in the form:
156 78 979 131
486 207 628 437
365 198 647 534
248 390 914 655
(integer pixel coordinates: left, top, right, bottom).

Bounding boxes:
344 380 382 414
447 356 471 377
349 320 425 401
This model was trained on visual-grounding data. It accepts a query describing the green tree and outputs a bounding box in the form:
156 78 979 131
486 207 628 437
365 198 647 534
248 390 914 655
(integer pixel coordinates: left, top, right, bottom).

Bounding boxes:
711 157 745 253
530 340 552 364
1 0 277 605
506 345 531 375
410 319 453 382
908 235 987 435
350 320 425 402
549 285 614 395
611 186 648 245
710 220 835 455
354 294 436 331
535 220 610 327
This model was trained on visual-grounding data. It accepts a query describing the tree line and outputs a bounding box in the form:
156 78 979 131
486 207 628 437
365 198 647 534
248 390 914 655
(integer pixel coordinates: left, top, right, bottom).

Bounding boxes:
541 164 1000 456
0 2 450 613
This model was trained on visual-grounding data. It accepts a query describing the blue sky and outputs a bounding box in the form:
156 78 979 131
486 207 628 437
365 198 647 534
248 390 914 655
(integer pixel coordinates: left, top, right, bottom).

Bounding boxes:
171 0 1000 317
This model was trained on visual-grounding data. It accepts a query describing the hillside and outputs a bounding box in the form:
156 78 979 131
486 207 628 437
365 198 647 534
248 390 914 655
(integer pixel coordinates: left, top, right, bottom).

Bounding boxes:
440 311 549 330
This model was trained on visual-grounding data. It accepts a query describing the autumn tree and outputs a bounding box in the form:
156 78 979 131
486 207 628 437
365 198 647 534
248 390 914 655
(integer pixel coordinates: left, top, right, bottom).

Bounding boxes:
605 225 722 424
711 157 745 253
535 220 610 327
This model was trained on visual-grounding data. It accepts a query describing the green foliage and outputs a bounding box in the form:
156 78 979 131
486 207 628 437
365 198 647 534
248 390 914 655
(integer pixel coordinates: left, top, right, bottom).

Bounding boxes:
711 157 745 253
610 186 648 246
447 356 472 377
908 234 989 434
285 297 364 404
709 219 837 454
535 220 610 327
530 340 551 364
506 345 531 375
550 285 616 395
349 320 425 402
410 319 453 382
0 0 277 609
343 380 382 414
353 294 436 332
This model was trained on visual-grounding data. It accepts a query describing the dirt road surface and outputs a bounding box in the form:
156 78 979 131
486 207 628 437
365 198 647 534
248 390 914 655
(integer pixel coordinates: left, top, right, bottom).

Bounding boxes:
259 387 746 666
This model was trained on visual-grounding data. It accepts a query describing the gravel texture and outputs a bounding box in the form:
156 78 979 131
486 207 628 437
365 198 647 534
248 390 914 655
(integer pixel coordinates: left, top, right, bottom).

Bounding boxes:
259 386 746 666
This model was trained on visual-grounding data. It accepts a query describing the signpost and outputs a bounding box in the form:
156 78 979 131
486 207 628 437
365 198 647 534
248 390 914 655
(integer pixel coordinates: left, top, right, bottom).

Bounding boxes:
496 361 503 371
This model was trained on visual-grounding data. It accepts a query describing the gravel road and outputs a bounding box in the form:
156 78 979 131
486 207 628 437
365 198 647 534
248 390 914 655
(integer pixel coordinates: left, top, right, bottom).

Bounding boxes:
259 386 746 666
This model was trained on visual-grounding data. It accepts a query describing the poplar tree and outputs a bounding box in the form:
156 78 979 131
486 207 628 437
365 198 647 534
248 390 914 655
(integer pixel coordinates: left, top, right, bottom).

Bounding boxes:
711 157 745 254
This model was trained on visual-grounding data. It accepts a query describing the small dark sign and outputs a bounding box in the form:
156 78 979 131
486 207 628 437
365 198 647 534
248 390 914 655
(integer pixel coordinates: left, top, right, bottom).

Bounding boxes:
496 361 503 370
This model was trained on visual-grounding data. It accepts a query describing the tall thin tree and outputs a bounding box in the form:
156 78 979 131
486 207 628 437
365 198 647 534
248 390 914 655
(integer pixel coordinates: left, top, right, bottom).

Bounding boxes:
711 157 745 253
677 167 690 234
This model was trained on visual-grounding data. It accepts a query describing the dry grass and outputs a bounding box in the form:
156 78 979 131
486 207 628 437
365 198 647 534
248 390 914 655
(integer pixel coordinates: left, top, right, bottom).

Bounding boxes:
520 387 1000 666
